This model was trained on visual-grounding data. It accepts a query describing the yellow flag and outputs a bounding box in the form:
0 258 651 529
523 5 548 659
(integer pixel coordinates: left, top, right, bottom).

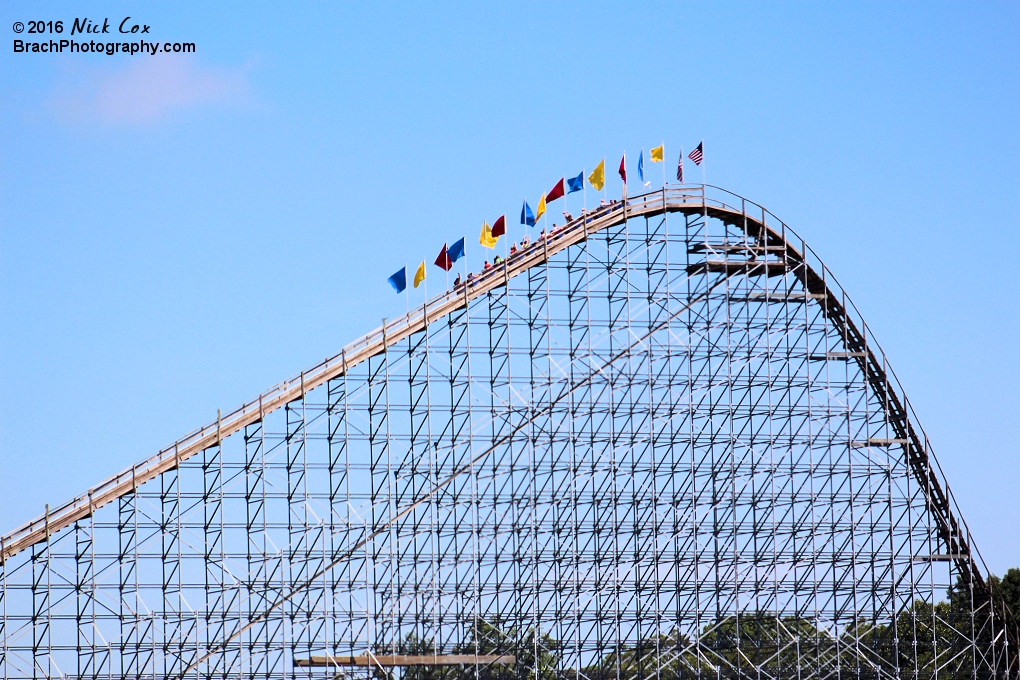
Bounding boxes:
650 145 664 162
535 193 547 221
587 159 605 191
413 261 426 288
480 222 498 249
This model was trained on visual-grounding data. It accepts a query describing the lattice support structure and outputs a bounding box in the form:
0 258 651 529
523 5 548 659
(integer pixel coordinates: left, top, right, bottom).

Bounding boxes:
1 185 1016 680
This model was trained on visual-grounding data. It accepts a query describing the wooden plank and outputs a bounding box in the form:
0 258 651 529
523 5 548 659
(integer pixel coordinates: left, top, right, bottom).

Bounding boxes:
851 438 909 448
808 352 868 361
686 259 791 277
295 654 516 667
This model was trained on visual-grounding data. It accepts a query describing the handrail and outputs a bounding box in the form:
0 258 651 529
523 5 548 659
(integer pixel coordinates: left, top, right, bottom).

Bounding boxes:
0 183 994 613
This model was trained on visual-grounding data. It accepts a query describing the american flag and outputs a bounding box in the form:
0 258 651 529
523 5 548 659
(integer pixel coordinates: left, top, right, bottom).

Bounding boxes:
688 142 703 166
676 152 684 182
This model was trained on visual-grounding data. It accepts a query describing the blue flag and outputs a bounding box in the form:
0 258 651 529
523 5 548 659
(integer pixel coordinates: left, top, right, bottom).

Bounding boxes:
638 150 645 184
567 172 584 194
447 237 465 264
521 200 536 227
388 267 407 293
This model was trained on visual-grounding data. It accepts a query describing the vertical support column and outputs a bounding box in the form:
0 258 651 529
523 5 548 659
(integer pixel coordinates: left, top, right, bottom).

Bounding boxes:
662 199 691 674
436 307 470 652
286 390 311 679
30 540 50 680
523 244 550 651
603 215 630 653
326 373 351 659
484 280 512 655
118 483 145 678
642 211 671 669
367 351 392 653
76 512 106 680
244 418 272 680
0 539 6 679
680 209 708 662
161 455 184 678
564 228 591 672
203 426 228 678
404 328 430 646
74 520 92 679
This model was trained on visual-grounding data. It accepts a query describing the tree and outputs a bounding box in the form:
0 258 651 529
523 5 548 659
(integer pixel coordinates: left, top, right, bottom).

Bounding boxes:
369 618 560 680
581 630 696 680
454 617 560 680
989 568 1020 629
697 614 838 679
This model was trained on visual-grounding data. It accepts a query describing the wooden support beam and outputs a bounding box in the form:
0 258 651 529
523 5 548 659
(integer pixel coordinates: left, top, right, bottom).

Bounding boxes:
294 654 516 668
686 259 791 277
808 351 868 361
851 438 909 448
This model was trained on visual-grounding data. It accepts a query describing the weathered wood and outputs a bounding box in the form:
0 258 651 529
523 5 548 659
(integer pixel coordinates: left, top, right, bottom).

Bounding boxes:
851 438 909 447
686 259 791 277
0 183 980 605
295 654 516 667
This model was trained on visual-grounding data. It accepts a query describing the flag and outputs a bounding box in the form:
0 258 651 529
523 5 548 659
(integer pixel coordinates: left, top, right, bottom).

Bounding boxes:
546 178 565 203
688 142 703 166
491 214 506 237
480 222 498 249
638 150 646 185
434 244 452 271
587 159 605 191
413 261 426 288
650 144 664 162
676 149 684 183
618 154 627 183
521 200 536 226
388 267 407 293
447 237 465 264
567 171 584 193
535 192 547 221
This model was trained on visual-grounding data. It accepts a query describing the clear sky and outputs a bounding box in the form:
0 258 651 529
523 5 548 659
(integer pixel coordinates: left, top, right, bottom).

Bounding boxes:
1 2 1017 573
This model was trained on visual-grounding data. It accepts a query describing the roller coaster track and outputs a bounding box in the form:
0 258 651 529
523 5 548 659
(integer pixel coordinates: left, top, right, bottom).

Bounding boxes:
0 184 989 607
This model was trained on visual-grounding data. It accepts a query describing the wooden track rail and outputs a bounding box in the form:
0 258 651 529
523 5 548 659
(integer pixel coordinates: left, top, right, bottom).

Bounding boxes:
0 185 987 607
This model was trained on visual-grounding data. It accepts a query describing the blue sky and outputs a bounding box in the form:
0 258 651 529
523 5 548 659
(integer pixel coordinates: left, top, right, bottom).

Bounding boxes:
1 2 1018 572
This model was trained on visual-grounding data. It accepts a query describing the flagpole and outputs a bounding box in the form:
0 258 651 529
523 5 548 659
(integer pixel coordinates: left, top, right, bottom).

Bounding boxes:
701 140 706 186
543 195 548 237
523 197 528 242
661 140 666 187
622 154 627 203
404 262 409 316
582 170 587 228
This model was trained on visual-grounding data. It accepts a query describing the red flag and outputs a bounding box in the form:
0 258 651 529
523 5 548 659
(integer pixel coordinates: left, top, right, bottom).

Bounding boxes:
491 214 506 238
434 244 452 271
618 154 627 183
545 178 565 203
